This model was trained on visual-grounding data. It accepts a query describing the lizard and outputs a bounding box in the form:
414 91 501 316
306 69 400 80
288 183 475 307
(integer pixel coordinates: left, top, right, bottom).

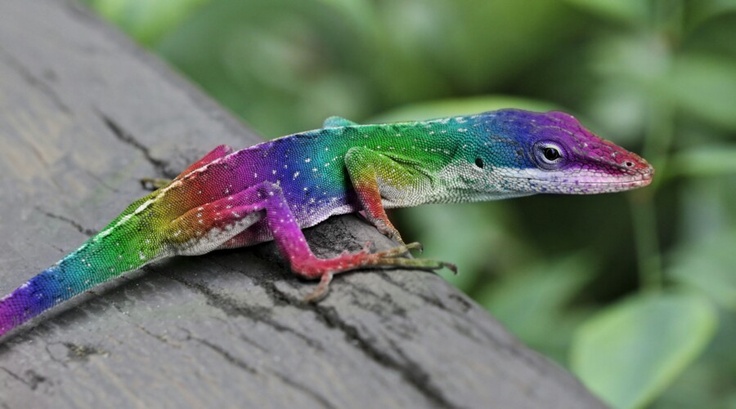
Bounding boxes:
0 109 653 338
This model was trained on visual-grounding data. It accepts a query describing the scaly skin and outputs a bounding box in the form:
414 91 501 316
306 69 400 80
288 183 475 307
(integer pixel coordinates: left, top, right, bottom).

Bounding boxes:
0 109 653 337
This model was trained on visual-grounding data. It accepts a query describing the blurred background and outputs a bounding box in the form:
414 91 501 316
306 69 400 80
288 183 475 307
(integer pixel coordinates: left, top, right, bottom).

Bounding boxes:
81 0 736 408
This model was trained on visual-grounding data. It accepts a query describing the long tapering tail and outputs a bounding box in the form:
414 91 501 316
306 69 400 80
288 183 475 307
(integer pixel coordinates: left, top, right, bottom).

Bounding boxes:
0 145 246 338
0 262 90 337
0 197 171 337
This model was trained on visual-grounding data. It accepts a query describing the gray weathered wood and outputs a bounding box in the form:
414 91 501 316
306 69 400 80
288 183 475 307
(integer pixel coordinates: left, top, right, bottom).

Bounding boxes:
0 1 607 408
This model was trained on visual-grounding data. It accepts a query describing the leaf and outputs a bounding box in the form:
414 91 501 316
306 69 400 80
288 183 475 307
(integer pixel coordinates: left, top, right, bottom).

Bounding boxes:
562 0 650 24
571 293 717 409
669 232 736 311
397 202 510 290
668 146 736 178
668 147 736 178
157 0 371 136
374 0 580 93
478 254 596 362
686 0 736 29
89 0 212 44
370 95 559 123
668 54 736 130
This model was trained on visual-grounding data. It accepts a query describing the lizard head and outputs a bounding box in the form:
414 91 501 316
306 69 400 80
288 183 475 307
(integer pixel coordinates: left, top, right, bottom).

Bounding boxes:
468 109 654 195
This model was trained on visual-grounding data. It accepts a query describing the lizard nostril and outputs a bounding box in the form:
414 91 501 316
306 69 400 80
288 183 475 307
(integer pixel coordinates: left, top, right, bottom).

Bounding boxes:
625 161 634 167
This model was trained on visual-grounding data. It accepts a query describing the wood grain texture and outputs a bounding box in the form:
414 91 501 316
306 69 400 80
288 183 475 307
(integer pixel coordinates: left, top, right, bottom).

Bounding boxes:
0 1 607 408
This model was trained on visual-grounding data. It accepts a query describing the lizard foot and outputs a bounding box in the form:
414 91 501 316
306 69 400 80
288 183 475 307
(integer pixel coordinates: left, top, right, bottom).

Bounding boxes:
375 221 405 245
300 242 456 302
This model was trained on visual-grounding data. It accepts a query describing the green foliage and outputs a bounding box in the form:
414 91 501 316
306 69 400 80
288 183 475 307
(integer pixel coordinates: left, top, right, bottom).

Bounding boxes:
370 96 559 123
670 232 736 311
82 0 210 44
150 0 578 136
86 0 736 407
571 292 717 409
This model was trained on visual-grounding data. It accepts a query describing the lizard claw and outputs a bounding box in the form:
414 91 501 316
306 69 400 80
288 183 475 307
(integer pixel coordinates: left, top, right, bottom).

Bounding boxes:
362 241 375 253
410 242 423 254
303 272 333 303
370 218 406 245
443 262 458 275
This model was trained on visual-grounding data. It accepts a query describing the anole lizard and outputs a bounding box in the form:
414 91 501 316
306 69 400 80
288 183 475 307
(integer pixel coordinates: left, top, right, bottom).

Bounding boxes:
0 109 653 338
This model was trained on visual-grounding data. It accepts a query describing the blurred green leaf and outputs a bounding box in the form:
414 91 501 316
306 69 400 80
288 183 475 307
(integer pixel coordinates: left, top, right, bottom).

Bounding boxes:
669 232 736 310
675 178 735 261
685 0 736 30
157 0 371 136
668 54 736 130
563 0 650 24
479 254 596 362
684 12 736 60
87 0 211 44
376 0 580 93
653 309 736 409
585 32 670 141
572 292 717 409
396 202 512 290
154 0 580 134
314 0 374 29
669 146 736 178
371 96 558 123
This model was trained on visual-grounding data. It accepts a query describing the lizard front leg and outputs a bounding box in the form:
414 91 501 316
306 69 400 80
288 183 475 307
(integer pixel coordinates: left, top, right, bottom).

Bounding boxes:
344 147 430 244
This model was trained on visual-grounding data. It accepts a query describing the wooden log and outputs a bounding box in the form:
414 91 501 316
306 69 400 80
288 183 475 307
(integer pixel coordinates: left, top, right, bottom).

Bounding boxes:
0 1 606 407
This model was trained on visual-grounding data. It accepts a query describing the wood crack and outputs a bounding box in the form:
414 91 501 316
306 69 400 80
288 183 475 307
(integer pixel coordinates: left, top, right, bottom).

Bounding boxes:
252 278 459 409
97 111 177 178
190 336 257 374
162 272 325 351
0 367 47 391
190 334 337 409
308 303 458 409
37 209 97 237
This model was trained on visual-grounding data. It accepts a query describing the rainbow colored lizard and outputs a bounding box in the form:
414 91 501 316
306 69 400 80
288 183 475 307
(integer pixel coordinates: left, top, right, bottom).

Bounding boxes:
0 109 653 338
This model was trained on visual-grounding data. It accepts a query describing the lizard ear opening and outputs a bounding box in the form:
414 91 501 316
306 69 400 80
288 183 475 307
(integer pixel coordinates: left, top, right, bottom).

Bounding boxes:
474 157 484 169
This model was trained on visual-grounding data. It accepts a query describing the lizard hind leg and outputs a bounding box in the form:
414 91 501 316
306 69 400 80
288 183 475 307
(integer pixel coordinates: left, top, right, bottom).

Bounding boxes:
159 180 455 301
245 182 455 301
164 188 266 257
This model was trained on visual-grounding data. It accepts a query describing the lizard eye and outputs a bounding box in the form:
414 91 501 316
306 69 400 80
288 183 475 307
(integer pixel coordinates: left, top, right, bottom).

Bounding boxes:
543 147 561 161
533 142 565 169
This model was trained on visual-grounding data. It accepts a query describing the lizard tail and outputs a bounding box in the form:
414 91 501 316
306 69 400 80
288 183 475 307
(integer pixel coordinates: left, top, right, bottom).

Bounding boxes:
0 144 243 338
0 263 85 337
0 200 170 338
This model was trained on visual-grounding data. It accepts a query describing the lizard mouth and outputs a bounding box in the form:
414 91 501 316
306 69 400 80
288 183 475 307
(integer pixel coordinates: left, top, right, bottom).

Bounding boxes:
498 166 654 195
535 171 654 194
